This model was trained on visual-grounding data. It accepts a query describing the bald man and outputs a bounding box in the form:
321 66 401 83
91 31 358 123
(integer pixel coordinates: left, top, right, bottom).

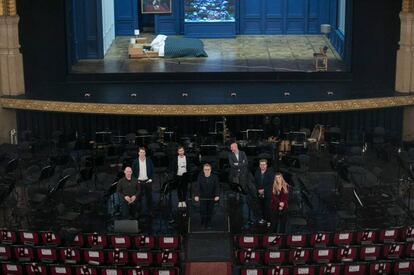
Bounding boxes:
228 142 248 183
117 166 140 219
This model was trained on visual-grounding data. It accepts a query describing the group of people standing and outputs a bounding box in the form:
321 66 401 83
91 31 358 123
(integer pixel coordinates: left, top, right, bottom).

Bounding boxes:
116 142 289 232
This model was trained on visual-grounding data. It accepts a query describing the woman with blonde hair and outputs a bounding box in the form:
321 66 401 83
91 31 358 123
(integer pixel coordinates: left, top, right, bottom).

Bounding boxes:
270 172 289 232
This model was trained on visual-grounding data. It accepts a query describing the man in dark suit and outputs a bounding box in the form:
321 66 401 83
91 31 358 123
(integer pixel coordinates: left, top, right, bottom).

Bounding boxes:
117 166 140 219
169 146 193 208
194 163 220 229
254 159 275 225
228 142 260 227
132 147 154 215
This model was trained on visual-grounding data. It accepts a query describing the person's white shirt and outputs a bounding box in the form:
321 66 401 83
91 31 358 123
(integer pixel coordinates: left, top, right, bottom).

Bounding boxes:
177 156 187 176
138 158 148 181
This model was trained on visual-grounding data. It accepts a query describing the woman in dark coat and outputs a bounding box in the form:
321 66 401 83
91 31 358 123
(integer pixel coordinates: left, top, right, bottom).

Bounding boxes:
270 172 289 233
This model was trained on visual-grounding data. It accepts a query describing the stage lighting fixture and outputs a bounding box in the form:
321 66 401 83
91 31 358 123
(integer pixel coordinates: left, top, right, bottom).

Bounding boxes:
230 92 237 97
182 92 189 97
283 91 290 96
130 93 137 97
327 91 334 96
84 92 91 98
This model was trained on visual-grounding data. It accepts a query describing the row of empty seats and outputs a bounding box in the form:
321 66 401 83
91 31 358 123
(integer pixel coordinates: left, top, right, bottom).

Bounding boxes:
235 227 414 249
1 262 179 275
239 259 414 275
0 230 181 250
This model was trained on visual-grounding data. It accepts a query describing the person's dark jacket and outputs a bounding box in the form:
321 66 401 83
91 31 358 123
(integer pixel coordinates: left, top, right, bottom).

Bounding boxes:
228 150 248 179
117 176 140 197
254 168 275 198
194 173 219 199
169 155 194 177
132 158 154 180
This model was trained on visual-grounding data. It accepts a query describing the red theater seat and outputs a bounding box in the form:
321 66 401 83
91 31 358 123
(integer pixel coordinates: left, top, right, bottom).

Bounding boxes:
286 234 307 247
355 230 376 244
405 242 414 257
292 265 316 275
336 246 357 262
237 235 260 249
241 267 264 275
86 232 108 248
60 247 81 264
49 265 73 275
100 267 123 275
237 249 261 265
107 248 129 265
19 230 40 245
378 228 399 243
262 234 284 249
266 265 291 275
134 235 155 250
0 229 17 244
74 265 98 275
153 268 179 275
310 232 330 247
288 248 310 265
83 249 105 265
2 262 24 274
333 232 353 246
158 236 180 250
14 245 35 262
343 263 367 275
110 235 132 249
131 251 153 266
401 226 414 242
124 266 151 275
312 247 334 263
383 242 404 259
156 250 179 266
0 244 12 260
25 262 48 275
369 261 392 274
40 231 61 246
318 263 342 275
37 246 58 263
70 233 85 247
263 249 287 265
393 259 414 274
359 245 381 261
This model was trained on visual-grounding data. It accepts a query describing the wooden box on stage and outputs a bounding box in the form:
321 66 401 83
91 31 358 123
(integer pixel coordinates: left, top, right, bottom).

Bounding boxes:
128 44 158 59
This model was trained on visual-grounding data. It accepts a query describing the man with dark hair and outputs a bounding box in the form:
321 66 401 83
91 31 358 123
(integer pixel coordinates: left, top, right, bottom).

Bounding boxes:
132 147 154 215
254 159 274 225
194 163 220 228
117 166 140 219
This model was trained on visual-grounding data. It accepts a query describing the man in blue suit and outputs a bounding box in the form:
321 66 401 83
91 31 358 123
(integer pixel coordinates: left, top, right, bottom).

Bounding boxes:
132 147 154 215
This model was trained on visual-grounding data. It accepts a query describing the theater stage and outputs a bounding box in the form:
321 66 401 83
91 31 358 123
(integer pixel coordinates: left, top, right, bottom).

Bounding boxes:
71 35 346 74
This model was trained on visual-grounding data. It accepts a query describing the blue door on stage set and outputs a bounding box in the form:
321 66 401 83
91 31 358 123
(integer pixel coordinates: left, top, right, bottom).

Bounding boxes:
115 0 139 35
239 0 330 34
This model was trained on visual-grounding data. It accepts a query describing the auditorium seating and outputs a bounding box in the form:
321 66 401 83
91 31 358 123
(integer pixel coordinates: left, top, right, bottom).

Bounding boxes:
0 229 181 275
236 226 414 274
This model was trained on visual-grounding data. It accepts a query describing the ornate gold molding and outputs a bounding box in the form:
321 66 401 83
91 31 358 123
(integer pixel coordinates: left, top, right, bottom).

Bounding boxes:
402 0 413 12
2 95 414 115
6 0 16 16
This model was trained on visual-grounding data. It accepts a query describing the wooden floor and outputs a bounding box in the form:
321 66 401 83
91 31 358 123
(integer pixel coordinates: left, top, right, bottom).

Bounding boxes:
71 34 347 74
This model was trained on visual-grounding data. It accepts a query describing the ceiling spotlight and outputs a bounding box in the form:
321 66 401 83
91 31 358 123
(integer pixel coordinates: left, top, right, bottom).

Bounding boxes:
283 91 290 96
84 92 91 98
130 93 137 97
182 92 189 97
327 91 334 96
230 92 237 97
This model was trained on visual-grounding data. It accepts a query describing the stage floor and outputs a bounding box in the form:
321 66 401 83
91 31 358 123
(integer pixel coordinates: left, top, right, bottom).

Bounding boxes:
71 34 346 73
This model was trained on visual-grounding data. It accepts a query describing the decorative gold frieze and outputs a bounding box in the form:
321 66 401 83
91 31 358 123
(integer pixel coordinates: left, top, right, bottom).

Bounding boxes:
1 95 414 116
0 0 4 16
402 0 413 13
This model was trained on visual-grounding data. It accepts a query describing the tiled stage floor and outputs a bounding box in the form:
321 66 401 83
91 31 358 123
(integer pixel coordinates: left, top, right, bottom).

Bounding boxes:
71 34 346 73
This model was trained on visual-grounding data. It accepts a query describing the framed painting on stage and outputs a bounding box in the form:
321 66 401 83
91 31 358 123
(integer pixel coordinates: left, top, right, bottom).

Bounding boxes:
142 0 172 14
